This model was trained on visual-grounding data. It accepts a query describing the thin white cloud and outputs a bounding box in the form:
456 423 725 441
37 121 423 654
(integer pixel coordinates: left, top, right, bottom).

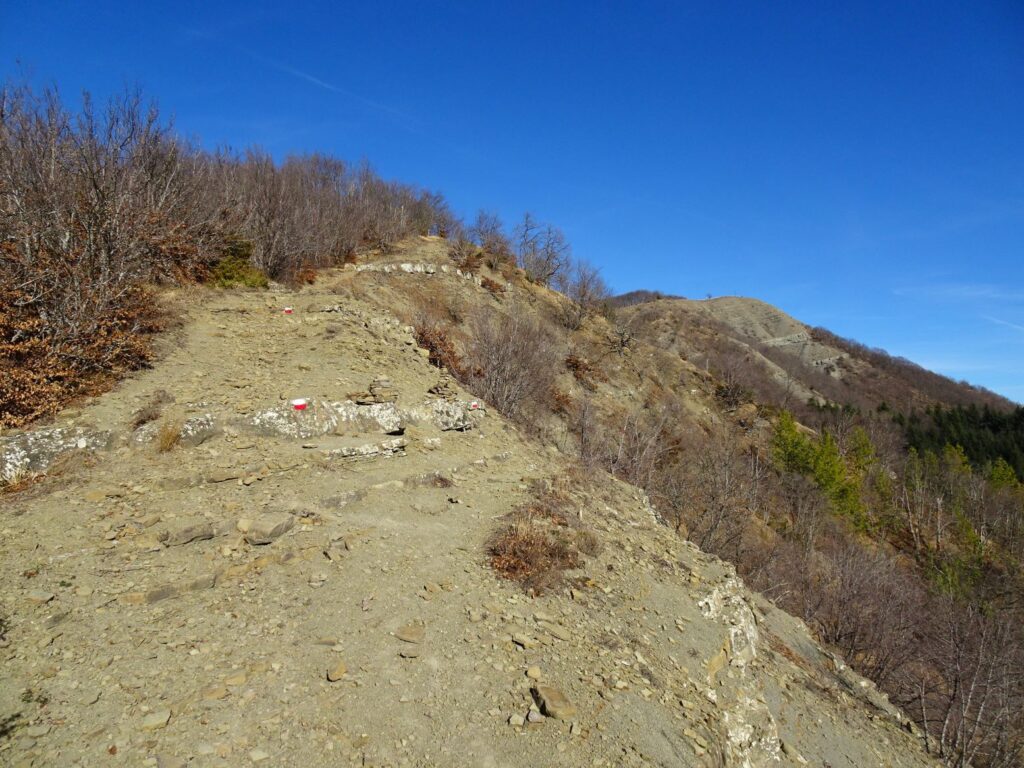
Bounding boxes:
179 23 415 126
894 284 1024 302
984 315 1024 334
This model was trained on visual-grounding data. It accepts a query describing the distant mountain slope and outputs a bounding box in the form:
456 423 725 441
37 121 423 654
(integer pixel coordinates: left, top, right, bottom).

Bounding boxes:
616 294 1015 414
605 289 684 308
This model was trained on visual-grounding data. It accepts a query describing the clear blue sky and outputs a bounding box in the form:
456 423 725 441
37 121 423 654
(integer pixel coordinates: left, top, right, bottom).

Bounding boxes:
3 1 1022 402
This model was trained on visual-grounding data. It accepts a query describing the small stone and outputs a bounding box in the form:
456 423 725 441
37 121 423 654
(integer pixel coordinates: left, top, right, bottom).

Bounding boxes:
512 633 537 649
527 709 545 724
202 685 229 701
395 623 425 644
207 469 241 483
509 714 525 727
326 662 348 682
538 621 572 641
533 686 577 720
25 724 50 738
164 517 214 547
27 590 55 605
244 512 294 545
80 690 101 706
526 666 542 680
224 671 247 687
141 709 171 731
249 748 270 762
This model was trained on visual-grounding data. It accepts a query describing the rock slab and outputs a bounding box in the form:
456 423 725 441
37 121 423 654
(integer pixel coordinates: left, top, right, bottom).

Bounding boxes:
244 513 294 545
533 686 576 720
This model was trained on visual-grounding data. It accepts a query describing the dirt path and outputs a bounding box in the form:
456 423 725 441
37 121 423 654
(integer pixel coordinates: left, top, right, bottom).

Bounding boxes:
1 267 937 767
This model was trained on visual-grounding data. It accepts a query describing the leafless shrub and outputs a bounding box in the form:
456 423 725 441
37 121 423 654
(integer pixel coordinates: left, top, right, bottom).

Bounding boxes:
130 390 174 430
413 313 464 376
469 210 513 268
808 542 925 686
602 403 683 489
779 472 828 552
463 306 560 422
480 276 505 296
906 598 1024 767
447 236 477 265
555 259 610 330
0 83 200 426
656 435 751 558
606 315 636 356
0 82 458 429
489 520 580 595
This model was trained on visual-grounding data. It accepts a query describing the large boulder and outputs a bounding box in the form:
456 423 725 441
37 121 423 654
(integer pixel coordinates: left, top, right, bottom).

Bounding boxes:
413 399 481 432
241 399 340 439
332 400 404 435
132 413 220 448
240 397 479 439
1 426 111 483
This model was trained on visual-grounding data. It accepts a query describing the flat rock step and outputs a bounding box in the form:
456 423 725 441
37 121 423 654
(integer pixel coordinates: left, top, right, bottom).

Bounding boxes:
320 437 408 460
320 451 516 509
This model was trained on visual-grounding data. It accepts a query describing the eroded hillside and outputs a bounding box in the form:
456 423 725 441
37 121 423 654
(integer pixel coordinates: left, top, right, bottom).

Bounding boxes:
618 294 1013 415
0 242 937 767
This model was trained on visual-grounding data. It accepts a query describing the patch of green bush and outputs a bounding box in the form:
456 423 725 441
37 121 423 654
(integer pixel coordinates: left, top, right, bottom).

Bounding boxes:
209 237 268 289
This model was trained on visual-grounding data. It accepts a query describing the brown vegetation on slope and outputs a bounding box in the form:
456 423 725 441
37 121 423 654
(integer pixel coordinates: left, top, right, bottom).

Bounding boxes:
0 83 455 428
354 243 1023 767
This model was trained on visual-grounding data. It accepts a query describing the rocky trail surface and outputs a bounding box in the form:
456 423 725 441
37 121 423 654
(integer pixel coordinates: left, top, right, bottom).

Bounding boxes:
1 258 937 767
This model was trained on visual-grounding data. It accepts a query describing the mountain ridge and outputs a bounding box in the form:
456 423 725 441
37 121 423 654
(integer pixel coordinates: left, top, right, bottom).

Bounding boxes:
0 253 941 767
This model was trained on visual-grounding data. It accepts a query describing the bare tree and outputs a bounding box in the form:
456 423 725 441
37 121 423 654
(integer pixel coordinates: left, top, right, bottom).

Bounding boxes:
908 598 1024 767
556 258 610 330
0 82 458 427
779 472 827 551
515 212 570 285
469 209 512 265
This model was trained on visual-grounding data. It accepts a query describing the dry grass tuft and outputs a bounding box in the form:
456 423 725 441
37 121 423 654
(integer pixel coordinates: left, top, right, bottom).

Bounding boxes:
489 521 581 596
432 474 454 489
1 466 40 494
294 266 318 285
156 420 183 452
565 351 606 391
487 479 600 595
414 321 465 376
481 276 505 296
